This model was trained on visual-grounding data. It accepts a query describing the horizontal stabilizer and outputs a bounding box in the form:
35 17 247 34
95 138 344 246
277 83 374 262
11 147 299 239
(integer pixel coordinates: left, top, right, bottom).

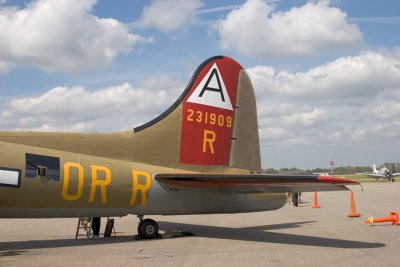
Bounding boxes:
155 174 359 193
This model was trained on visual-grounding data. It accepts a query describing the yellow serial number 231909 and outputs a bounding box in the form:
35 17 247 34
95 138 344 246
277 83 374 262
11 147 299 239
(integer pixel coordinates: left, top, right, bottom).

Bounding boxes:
186 109 232 128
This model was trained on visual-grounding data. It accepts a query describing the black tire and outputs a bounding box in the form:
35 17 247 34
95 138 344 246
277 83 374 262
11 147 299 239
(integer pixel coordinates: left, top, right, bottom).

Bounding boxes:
138 219 158 239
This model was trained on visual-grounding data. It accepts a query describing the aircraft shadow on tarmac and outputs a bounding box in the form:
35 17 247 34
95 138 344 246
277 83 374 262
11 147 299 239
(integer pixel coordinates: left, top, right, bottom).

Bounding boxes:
157 220 385 249
0 250 27 257
0 236 134 254
0 220 384 254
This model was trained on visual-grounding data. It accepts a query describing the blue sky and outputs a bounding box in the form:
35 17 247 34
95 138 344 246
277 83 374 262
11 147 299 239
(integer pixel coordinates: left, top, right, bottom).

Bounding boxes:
1 0 400 169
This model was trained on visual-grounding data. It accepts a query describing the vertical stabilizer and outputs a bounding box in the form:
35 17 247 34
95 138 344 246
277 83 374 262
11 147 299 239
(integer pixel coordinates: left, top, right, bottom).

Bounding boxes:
133 56 261 172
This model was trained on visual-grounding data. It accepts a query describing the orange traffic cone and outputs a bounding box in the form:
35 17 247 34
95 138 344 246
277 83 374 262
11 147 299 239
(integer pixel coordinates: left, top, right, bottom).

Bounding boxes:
312 192 320 208
365 212 400 226
348 191 361 218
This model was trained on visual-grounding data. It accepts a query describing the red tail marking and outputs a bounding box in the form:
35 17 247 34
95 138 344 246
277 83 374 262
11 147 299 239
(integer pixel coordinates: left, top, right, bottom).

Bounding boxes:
180 57 242 165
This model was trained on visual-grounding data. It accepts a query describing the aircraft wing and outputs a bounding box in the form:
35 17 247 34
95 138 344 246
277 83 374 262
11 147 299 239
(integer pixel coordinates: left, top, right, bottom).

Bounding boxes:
155 174 359 193
366 174 384 178
367 173 400 178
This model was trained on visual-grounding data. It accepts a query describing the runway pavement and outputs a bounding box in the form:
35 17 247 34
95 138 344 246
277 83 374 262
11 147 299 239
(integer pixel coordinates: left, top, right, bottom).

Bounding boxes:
0 182 399 266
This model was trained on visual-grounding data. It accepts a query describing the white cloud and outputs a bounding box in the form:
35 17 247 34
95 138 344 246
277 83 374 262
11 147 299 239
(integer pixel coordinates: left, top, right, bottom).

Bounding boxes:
135 0 203 33
259 127 288 141
247 49 400 166
323 131 342 142
139 73 185 93
350 123 400 142
0 60 9 73
363 101 400 120
0 0 152 73
0 82 173 131
281 108 328 127
358 88 400 121
248 51 400 100
256 97 309 119
284 136 312 146
216 0 362 57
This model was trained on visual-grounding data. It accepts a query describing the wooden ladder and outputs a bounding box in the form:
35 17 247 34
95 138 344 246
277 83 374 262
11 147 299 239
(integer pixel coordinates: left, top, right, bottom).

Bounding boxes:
75 217 92 239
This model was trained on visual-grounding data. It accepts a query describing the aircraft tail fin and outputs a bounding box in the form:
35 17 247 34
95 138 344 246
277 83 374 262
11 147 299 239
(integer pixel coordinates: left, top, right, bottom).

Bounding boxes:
133 56 261 172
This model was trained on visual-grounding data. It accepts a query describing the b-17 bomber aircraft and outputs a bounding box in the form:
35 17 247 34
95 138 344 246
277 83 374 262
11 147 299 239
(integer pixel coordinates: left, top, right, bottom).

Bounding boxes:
0 56 358 239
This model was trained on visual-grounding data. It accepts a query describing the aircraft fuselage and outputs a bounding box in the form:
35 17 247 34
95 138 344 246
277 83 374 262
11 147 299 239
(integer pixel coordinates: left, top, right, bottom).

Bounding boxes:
0 140 286 218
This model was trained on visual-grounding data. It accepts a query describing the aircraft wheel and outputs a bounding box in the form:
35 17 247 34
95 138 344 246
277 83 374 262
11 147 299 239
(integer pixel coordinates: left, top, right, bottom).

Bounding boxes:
138 219 159 239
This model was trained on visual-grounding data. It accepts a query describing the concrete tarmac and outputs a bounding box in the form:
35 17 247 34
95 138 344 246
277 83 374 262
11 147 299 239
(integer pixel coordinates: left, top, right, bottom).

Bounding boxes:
0 183 399 267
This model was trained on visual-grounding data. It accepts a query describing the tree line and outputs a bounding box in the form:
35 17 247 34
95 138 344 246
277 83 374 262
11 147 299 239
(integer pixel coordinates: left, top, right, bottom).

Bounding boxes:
263 162 400 175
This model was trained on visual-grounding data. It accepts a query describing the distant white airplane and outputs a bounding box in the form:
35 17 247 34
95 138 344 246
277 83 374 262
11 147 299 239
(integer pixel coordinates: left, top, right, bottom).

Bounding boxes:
362 164 400 182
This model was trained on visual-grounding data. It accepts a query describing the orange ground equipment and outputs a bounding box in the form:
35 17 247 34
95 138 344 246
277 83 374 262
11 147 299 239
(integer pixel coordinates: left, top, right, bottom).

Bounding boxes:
348 191 361 218
312 192 321 208
365 211 400 226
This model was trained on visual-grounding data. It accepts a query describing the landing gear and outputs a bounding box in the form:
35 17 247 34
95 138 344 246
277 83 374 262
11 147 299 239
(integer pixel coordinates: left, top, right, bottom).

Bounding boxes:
137 216 159 239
